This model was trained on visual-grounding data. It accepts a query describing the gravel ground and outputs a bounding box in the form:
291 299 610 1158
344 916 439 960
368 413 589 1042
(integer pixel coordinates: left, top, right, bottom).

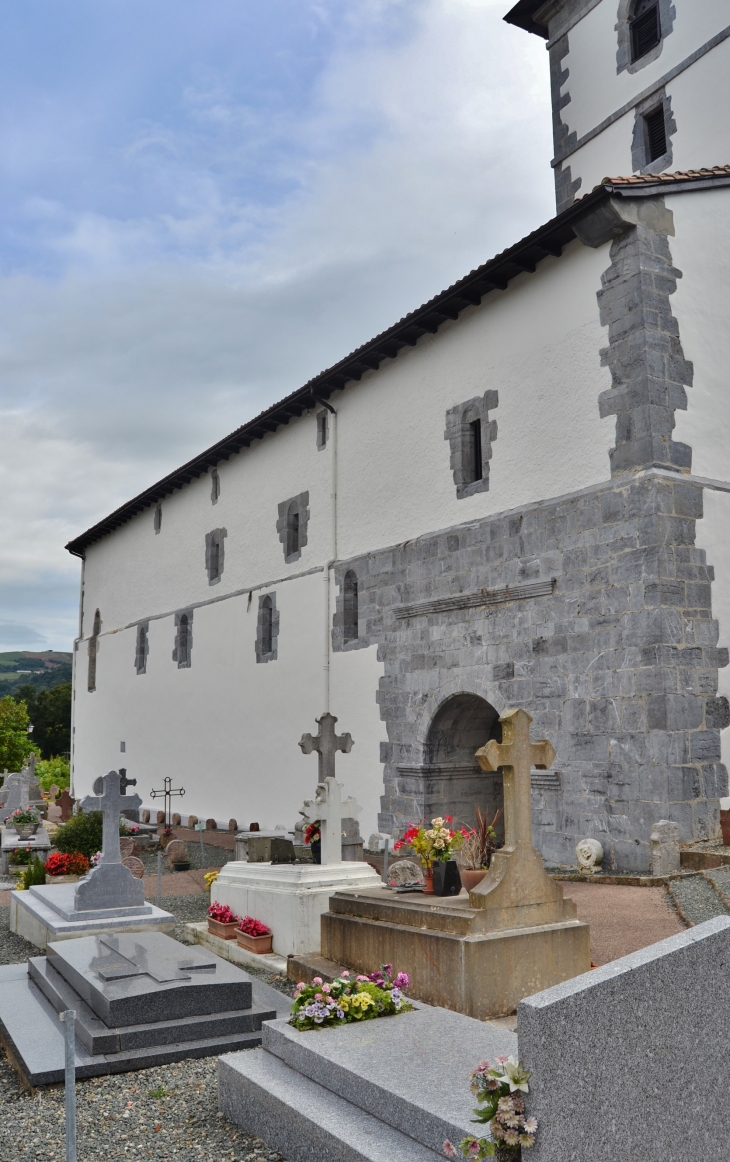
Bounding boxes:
0 895 291 1161
668 874 729 925
138 843 234 876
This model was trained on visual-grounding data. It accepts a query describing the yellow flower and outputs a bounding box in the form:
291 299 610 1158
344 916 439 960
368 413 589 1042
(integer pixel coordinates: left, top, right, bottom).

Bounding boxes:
203 870 219 890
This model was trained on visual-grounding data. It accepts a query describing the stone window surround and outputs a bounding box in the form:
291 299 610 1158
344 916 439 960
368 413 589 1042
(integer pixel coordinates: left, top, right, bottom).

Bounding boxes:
256 592 279 663
172 610 193 669
135 622 149 675
444 391 498 499
88 609 101 692
205 527 227 586
277 492 310 564
332 565 368 653
616 0 675 76
631 89 676 174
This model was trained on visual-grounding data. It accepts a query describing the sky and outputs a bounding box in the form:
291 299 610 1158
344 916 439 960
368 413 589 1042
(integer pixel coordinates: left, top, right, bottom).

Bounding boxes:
0 0 554 653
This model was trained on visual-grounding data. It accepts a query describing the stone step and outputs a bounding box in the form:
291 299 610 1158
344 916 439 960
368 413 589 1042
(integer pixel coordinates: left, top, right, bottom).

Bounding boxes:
286 952 346 985
261 1011 515 1153
28 957 275 1055
328 889 477 934
218 1047 446 1162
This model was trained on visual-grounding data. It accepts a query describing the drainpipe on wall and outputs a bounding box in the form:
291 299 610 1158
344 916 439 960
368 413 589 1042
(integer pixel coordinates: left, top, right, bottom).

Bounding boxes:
69 555 86 796
315 397 338 714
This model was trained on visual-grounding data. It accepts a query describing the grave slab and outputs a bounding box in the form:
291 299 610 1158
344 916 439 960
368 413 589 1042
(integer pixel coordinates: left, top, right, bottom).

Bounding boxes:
10 887 175 949
519 914 730 1162
0 932 287 1085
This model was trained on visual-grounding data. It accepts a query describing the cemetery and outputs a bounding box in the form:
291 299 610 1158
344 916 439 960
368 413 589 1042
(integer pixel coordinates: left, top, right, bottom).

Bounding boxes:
0 707 729 1160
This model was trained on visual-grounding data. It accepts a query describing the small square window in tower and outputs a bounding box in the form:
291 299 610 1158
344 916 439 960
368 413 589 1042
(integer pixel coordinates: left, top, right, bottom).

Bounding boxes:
631 3 660 63
343 570 359 643
644 105 667 162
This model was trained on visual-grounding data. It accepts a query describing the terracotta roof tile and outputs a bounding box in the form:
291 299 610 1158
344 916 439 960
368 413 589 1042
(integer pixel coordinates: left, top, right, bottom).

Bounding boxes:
599 165 730 189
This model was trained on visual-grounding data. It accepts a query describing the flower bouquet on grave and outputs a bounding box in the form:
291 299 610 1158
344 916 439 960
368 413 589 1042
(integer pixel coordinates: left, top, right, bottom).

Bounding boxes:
236 915 273 954
207 902 240 940
394 817 467 893
443 1057 538 1160
44 851 90 883
304 821 321 864
290 965 413 1031
10 808 41 839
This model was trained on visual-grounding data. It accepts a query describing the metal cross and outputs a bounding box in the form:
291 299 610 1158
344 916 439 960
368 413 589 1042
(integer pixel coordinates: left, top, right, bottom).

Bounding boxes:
80 771 142 866
150 776 186 828
299 712 353 783
475 708 555 851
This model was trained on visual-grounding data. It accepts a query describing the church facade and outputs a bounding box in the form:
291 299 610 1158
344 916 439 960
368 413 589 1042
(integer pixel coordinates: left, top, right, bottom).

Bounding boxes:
67 0 730 871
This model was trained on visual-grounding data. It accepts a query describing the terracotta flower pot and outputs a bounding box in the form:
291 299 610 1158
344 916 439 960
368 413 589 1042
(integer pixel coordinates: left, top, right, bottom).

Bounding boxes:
208 918 239 940
236 930 273 954
422 867 434 894
459 868 488 893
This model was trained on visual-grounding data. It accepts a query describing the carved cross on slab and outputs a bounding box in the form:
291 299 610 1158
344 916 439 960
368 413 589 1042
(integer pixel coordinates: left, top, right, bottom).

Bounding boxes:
90 935 216 983
302 778 362 866
299 713 353 783
81 771 142 866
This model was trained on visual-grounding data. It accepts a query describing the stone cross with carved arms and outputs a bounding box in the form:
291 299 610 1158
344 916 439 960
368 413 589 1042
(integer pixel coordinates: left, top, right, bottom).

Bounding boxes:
299 713 353 783
475 707 555 852
81 771 142 866
302 778 363 865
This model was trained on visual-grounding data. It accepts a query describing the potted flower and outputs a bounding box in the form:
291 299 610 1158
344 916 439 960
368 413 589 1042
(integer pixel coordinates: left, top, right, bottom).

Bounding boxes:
207 902 240 939
304 822 321 864
10 808 41 841
443 1056 537 1160
236 915 273 954
458 808 503 893
44 851 90 884
394 817 466 895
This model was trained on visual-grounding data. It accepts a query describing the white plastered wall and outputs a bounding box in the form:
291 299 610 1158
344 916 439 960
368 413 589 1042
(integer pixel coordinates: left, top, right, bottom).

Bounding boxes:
669 187 730 788
75 238 614 833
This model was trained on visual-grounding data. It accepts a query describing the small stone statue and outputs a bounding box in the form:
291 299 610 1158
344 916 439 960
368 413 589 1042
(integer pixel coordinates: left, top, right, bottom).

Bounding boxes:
576 837 604 875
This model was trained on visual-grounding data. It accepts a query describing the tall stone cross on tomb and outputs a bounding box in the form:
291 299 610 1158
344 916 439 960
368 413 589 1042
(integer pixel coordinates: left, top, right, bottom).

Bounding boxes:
81 771 142 867
302 778 363 866
298 713 353 784
470 708 570 929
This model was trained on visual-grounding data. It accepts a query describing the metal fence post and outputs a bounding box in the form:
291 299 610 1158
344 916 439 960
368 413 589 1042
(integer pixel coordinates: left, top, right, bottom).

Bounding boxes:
60 1010 77 1162
156 850 162 907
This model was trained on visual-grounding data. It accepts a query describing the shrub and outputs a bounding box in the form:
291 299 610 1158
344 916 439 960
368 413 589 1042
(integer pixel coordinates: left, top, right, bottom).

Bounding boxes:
36 755 71 792
54 809 129 858
8 848 32 866
23 855 48 889
0 697 34 771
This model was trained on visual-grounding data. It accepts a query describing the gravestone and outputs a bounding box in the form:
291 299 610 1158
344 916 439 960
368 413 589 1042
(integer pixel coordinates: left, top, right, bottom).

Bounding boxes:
122 856 145 879
58 790 76 822
0 755 45 823
299 712 353 783
301 778 363 866
650 819 681 876
387 860 424 889
165 839 188 867
0 931 283 1085
74 771 145 913
320 708 590 1018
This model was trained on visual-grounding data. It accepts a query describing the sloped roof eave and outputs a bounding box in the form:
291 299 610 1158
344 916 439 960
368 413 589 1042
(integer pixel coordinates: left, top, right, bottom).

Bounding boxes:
65 167 730 557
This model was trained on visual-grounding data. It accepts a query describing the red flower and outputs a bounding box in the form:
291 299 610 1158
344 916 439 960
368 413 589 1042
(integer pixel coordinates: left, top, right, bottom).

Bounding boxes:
238 915 271 937
444 815 453 823
208 903 239 924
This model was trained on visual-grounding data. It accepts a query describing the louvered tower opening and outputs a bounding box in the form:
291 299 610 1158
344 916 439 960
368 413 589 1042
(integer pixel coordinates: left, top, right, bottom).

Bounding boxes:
645 106 667 162
631 4 660 62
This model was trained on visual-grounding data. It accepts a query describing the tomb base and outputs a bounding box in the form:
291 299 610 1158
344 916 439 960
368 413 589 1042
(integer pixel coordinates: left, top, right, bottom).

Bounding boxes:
212 861 382 956
10 887 175 950
320 886 591 1018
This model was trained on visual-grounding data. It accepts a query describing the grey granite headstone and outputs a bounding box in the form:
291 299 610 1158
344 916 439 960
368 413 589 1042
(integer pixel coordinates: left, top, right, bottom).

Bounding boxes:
74 770 145 914
519 916 730 1162
0 755 45 822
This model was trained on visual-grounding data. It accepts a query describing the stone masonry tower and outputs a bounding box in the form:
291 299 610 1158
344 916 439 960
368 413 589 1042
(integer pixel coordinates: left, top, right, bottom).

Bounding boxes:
505 0 730 210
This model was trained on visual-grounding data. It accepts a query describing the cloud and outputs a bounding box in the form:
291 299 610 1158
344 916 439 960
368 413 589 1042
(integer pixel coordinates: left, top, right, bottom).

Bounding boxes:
0 622 48 649
0 0 553 650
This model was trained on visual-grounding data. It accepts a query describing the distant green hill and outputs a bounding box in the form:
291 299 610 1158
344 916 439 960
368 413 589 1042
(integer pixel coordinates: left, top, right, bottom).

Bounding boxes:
0 651 73 694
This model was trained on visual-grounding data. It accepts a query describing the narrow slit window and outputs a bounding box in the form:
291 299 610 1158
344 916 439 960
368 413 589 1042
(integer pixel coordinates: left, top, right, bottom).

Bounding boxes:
211 469 220 504
287 505 300 558
470 419 483 483
631 4 660 62
88 609 101 692
135 624 148 675
343 570 359 643
154 503 162 534
261 597 273 655
178 615 190 667
210 540 220 581
645 106 667 162
316 410 328 449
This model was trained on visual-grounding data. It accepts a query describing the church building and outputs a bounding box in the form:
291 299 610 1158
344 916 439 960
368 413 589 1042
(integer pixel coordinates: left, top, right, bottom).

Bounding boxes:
67 0 730 872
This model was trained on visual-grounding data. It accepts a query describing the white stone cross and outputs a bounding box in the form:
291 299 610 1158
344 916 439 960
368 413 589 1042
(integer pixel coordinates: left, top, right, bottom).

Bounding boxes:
302 777 362 866
299 712 353 783
80 771 142 866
